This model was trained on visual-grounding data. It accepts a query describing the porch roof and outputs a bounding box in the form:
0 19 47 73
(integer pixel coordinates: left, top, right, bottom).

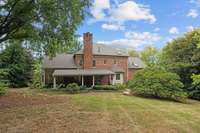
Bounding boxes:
53 69 115 76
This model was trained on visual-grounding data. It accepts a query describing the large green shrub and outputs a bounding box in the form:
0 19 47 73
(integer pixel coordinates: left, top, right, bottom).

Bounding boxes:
190 74 200 100
128 68 188 101
93 85 116 90
65 83 80 93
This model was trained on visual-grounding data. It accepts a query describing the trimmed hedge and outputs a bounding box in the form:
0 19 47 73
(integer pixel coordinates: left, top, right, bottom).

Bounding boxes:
93 85 116 90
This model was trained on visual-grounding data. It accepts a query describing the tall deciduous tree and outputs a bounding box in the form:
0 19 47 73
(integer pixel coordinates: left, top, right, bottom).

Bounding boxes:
0 0 91 56
161 29 200 91
141 46 159 66
128 49 139 57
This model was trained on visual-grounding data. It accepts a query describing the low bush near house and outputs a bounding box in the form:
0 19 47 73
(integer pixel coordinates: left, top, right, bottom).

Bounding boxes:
65 83 80 94
115 84 127 90
93 85 116 90
80 85 87 90
190 74 200 100
128 68 188 102
0 81 8 96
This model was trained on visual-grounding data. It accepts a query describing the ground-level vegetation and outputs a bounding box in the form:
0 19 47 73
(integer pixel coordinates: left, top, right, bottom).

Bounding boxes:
0 88 200 133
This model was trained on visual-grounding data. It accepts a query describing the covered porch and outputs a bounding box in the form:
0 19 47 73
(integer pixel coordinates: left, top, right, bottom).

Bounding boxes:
52 69 115 88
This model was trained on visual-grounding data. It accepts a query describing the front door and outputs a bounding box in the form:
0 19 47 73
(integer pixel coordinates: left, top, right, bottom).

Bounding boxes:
84 76 93 87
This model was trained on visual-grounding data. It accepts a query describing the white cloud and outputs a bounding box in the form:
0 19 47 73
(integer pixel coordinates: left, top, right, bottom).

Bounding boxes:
154 28 160 32
187 9 199 18
101 23 124 31
186 26 195 31
90 0 156 24
169 27 179 34
97 32 161 49
110 1 156 23
91 0 110 20
189 0 200 6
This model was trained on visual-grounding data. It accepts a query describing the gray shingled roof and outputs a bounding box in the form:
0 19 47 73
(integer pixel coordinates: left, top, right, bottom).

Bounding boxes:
42 54 77 69
76 44 129 56
53 69 114 76
128 57 145 69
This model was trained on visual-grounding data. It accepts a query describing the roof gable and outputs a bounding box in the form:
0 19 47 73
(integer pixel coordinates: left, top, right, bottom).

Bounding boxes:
42 54 77 69
76 44 128 56
128 57 145 68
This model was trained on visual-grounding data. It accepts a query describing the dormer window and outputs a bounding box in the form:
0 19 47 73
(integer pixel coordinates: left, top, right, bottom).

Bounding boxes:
98 47 101 53
132 62 138 67
93 60 96 67
104 60 107 65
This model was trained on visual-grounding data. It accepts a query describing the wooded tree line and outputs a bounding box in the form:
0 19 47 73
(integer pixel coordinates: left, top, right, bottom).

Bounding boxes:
0 0 90 94
129 29 200 101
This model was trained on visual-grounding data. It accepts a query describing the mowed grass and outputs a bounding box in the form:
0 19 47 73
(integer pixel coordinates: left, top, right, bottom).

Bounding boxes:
0 89 200 133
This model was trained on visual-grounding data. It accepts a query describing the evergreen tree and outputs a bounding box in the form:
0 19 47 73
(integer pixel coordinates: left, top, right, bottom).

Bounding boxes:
0 41 33 87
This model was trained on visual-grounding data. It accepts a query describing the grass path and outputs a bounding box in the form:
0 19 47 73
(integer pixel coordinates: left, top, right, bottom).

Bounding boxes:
111 93 142 133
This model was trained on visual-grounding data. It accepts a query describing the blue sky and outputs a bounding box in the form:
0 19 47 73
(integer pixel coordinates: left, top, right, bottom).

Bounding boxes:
77 0 200 50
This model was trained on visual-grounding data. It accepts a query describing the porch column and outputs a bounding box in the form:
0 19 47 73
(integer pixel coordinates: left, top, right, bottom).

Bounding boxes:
112 74 115 85
53 76 56 89
109 74 112 85
82 75 84 86
43 70 45 85
92 75 95 87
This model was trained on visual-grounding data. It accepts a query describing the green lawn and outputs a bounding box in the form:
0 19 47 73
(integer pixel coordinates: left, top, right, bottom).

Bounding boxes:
0 89 200 133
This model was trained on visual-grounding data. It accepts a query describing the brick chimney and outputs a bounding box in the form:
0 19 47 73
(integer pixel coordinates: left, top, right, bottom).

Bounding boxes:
83 32 93 69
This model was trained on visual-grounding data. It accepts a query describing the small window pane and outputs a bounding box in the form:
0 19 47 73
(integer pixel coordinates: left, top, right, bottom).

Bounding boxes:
79 60 82 66
114 60 116 64
116 74 120 80
104 60 107 64
93 60 96 67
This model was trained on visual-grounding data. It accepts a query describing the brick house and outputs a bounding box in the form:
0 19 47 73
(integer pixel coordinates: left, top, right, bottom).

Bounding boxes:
42 32 145 88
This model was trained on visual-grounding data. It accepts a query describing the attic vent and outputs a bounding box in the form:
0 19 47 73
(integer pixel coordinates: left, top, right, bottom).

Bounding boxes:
117 51 122 55
132 62 139 67
98 47 101 53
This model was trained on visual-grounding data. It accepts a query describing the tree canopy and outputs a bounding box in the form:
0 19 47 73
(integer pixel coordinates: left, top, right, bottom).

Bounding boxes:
141 46 159 66
0 0 91 56
128 49 139 57
161 29 200 89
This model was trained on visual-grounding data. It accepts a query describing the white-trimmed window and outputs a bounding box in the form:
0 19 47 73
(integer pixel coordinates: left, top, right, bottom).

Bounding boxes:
116 74 120 80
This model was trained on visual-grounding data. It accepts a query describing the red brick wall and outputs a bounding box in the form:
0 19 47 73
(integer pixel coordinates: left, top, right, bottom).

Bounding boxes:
74 54 83 67
75 55 128 81
93 55 128 81
128 68 142 80
83 32 93 69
